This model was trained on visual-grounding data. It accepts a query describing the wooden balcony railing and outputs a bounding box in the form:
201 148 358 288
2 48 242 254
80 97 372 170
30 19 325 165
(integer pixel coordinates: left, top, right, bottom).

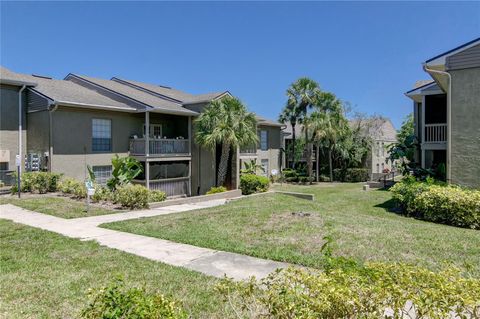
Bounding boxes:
424 124 447 143
130 138 189 156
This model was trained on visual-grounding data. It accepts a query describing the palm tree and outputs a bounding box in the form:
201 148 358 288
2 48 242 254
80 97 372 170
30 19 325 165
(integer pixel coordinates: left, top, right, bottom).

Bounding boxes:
195 96 258 186
286 78 321 177
309 108 349 182
278 101 302 168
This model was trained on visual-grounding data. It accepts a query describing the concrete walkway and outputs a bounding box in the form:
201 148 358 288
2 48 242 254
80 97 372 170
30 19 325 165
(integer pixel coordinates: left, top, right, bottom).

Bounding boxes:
0 200 288 280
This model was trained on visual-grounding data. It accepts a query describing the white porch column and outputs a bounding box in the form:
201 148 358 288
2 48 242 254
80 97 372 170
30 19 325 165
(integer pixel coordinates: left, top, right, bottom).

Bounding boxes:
145 111 150 190
146 161 150 190
145 111 150 157
421 96 426 168
188 116 192 195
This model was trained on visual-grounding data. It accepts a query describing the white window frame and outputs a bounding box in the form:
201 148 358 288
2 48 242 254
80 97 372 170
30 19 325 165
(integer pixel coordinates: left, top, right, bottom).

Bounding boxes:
92 118 112 152
92 165 112 185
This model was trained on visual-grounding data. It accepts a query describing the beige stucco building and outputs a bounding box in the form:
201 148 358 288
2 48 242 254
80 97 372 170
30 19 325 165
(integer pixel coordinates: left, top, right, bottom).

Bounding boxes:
0 67 283 196
406 37 480 188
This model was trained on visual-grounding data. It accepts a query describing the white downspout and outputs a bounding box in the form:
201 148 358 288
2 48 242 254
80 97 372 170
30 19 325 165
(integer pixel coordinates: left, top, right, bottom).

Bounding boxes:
17 85 26 198
423 65 452 183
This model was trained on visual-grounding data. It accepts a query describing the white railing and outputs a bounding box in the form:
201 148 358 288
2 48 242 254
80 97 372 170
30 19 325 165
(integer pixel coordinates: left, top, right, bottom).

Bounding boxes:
240 147 257 155
133 177 190 197
130 138 189 156
424 124 447 143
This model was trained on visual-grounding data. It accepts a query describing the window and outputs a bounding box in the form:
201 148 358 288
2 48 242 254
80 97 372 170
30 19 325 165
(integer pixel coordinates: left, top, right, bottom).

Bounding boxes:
381 142 385 157
376 163 380 173
149 161 189 180
143 124 163 138
92 119 111 152
381 163 385 172
92 165 112 185
0 162 8 171
376 142 380 157
260 130 268 151
261 159 269 176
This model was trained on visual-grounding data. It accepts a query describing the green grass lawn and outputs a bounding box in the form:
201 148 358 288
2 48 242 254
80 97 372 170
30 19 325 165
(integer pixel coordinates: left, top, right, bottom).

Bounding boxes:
0 196 116 218
103 183 480 276
0 219 226 318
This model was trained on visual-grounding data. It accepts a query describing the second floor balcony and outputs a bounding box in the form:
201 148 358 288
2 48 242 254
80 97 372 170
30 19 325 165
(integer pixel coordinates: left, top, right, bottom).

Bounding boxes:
130 138 190 157
424 123 447 143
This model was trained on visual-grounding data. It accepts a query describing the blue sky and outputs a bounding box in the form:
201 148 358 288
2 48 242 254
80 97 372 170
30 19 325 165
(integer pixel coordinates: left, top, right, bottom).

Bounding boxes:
1 1 479 128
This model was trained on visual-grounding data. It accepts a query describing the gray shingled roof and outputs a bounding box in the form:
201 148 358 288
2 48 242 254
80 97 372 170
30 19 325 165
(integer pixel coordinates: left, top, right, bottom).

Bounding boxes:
1 66 136 111
68 74 198 116
256 115 284 127
351 117 397 141
111 77 226 105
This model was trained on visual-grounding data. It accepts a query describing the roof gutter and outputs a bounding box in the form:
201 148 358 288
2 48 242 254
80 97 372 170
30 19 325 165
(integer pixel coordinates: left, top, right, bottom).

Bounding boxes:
423 64 452 183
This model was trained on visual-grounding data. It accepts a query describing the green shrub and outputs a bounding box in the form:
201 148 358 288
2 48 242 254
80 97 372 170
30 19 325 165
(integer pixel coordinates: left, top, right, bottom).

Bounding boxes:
282 169 298 179
298 176 314 184
240 174 269 195
10 172 62 194
81 277 187 319
117 184 149 209
389 177 435 215
216 263 480 319
390 177 480 229
148 190 167 203
414 185 480 229
206 186 227 195
92 185 113 202
58 177 81 194
318 174 330 182
333 168 369 182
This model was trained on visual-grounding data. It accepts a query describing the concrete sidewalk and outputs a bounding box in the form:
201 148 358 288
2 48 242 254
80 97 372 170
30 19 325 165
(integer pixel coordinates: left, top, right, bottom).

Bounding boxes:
0 201 288 280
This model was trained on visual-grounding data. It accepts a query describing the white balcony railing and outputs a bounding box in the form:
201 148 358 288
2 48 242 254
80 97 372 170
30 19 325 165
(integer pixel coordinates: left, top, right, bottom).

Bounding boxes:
130 138 189 156
133 177 190 197
424 124 447 143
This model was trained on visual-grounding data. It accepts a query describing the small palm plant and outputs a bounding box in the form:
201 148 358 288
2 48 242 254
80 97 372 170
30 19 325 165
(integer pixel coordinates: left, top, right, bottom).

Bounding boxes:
195 96 258 186
241 159 265 175
107 155 143 190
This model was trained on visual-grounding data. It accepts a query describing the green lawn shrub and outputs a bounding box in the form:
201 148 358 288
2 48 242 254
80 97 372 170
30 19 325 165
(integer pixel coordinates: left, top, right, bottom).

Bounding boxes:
298 176 315 184
58 177 87 198
333 168 369 182
92 185 113 202
148 190 167 203
318 174 331 182
240 174 270 195
216 263 480 319
390 177 480 229
117 184 150 209
81 277 187 319
11 172 63 194
206 186 227 195
282 169 298 183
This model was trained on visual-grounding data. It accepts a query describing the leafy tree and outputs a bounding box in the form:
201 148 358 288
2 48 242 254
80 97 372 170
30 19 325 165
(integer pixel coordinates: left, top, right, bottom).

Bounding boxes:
397 113 414 146
107 155 143 190
388 113 417 174
195 96 258 186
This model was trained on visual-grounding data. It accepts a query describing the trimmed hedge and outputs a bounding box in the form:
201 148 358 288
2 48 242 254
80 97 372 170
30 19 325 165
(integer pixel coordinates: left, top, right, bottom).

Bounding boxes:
217 263 480 318
240 174 269 195
390 177 480 229
333 168 369 182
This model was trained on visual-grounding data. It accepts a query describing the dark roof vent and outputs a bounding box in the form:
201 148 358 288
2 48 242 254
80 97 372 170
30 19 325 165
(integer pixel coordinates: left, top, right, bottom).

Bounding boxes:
158 85 171 89
32 74 52 79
